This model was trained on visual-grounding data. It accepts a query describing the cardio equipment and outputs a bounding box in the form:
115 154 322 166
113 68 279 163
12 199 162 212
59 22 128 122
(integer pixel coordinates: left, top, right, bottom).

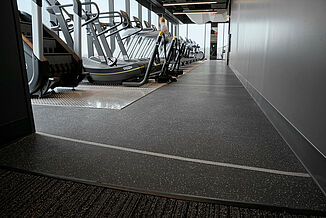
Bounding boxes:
46 0 144 84
178 37 204 66
20 0 84 98
46 0 179 86
119 14 183 82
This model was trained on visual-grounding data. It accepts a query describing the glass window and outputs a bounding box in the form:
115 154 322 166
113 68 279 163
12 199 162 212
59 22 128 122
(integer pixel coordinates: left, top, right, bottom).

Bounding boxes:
17 0 52 28
92 0 109 12
17 0 31 15
92 0 111 55
188 24 205 48
115 0 125 12
205 23 211 58
151 11 158 28
113 0 126 57
179 24 187 38
130 0 138 20
142 6 148 22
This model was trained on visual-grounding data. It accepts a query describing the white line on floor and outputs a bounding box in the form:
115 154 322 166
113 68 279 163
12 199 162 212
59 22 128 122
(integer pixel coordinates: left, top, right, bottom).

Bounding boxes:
37 132 310 178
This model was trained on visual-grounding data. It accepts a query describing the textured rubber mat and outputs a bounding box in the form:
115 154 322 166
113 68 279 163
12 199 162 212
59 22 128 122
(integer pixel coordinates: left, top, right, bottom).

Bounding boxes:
31 62 202 110
31 83 165 110
0 168 324 217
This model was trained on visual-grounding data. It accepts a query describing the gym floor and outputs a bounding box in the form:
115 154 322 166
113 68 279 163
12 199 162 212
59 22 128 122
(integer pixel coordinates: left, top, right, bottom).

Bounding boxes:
1 61 325 213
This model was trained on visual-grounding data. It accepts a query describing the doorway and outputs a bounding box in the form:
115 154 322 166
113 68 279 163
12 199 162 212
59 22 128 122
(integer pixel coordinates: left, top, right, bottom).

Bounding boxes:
210 22 229 60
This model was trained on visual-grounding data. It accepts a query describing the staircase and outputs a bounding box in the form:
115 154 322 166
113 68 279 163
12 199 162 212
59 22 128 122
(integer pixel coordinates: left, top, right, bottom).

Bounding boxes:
19 12 84 97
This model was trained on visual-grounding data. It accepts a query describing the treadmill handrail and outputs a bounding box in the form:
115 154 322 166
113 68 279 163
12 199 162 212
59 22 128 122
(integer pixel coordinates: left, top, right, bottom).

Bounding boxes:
96 11 124 37
123 32 164 87
51 2 100 30
104 25 129 38
80 2 100 27
120 20 144 41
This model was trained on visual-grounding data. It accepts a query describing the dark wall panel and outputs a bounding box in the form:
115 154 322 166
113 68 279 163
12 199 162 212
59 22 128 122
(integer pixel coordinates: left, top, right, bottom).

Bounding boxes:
0 0 34 145
229 0 326 158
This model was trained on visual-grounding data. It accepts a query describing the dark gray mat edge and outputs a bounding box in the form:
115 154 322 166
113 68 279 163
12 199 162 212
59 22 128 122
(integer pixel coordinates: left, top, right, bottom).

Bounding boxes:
1 165 325 216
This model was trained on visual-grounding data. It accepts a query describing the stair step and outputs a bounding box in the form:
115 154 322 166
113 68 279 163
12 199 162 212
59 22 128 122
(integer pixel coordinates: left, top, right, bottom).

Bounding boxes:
24 35 58 53
44 53 72 56
25 36 56 41
49 62 77 75
45 53 73 65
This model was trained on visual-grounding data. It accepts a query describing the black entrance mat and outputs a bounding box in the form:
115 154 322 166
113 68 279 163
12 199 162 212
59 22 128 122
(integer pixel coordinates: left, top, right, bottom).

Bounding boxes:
1 168 325 217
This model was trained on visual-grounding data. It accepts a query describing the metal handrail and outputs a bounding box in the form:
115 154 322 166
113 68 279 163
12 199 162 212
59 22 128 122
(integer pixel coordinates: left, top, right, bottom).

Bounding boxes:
96 11 124 37
47 2 100 32
120 20 143 40
80 2 100 27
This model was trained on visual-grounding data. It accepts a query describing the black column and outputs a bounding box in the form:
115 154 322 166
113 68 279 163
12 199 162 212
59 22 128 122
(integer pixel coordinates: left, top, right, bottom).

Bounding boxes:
0 0 35 146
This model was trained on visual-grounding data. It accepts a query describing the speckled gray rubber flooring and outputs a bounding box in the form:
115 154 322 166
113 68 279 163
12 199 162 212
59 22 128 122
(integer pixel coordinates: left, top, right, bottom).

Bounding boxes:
0 61 325 212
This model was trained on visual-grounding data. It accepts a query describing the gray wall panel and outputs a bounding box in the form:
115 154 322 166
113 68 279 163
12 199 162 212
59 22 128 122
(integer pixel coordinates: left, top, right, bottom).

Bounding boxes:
230 0 326 156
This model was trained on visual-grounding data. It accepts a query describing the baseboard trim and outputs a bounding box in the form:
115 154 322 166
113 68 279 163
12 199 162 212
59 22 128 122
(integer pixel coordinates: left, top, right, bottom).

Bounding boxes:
229 64 326 196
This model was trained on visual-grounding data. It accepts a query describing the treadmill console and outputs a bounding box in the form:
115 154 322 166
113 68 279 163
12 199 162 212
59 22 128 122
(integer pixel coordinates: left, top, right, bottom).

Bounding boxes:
143 20 151 28
151 25 158 31
120 10 132 28
133 16 143 28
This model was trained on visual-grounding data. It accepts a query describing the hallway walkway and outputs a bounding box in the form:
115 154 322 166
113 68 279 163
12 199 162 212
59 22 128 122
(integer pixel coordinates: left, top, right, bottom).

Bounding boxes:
0 61 325 211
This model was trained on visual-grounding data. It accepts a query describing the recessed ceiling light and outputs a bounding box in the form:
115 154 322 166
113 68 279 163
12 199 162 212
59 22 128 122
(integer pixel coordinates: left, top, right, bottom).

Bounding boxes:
184 9 214 12
163 2 216 7
174 11 217 15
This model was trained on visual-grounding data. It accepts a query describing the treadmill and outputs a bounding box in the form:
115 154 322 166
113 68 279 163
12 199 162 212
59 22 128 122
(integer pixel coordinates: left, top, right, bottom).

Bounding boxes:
46 1 148 84
118 14 162 70
105 13 181 85
115 13 181 85
47 1 177 85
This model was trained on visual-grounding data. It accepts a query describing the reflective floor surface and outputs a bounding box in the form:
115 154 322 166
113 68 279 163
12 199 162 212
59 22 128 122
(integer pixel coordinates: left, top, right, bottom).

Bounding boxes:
3 61 325 211
31 82 166 110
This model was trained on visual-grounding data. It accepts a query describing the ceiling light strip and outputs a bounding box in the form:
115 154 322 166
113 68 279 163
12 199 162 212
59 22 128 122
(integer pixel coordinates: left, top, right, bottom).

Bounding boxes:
163 2 216 7
174 11 218 15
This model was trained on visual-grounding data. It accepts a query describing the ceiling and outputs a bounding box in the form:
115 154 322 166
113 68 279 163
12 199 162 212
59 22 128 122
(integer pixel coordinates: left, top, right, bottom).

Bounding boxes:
161 0 229 24
137 0 230 24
